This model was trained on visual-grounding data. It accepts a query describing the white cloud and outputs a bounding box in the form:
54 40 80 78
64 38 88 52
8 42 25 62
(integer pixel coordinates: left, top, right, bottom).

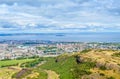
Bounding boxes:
0 0 120 33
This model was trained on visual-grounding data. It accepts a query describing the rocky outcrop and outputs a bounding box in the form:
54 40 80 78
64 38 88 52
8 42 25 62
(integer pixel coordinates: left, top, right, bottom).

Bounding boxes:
82 73 106 79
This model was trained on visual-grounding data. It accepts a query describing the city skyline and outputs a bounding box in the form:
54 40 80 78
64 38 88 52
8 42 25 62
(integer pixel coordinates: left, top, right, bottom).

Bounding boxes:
0 0 120 33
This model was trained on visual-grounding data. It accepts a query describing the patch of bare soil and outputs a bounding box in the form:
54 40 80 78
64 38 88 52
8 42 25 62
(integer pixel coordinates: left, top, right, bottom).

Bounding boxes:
45 70 59 79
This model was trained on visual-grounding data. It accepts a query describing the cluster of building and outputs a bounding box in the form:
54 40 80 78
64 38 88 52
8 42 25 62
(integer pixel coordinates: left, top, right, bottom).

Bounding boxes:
0 40 120 60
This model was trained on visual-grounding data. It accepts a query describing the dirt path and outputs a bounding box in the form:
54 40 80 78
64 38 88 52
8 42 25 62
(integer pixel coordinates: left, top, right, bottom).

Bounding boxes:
45 70 59 79
36 61 46 67
37 61 60 79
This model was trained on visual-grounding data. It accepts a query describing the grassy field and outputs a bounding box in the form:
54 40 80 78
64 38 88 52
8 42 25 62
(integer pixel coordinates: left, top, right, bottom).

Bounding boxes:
0 66 47 79
0 58 47 79
12 68 47 79
0 59 35 67
0 58 35 79
11 59 47 79
0 67 21 79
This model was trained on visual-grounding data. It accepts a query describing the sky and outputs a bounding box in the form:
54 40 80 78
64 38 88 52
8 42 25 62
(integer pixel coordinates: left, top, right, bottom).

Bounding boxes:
0 0 120 33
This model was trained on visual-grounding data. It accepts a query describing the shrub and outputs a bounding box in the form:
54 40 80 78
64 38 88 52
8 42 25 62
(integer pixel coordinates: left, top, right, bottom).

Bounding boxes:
107 76 115 79
100 73 105 76
81 49 91 53
99 65 106 70
112 52 120 57
20 58 43 68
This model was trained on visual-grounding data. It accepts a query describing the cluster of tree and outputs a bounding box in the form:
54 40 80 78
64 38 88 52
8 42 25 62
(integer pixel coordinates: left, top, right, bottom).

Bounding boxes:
80 49 92 53
1 59 11 61
0 63 18 68
16 55 40 60
20 58 43 68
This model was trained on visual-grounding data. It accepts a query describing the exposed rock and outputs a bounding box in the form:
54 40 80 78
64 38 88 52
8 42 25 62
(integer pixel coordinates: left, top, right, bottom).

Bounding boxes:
96 61 106 68
82 73 106 79
16 68 31 78
105 63 120 73
74 55 82 64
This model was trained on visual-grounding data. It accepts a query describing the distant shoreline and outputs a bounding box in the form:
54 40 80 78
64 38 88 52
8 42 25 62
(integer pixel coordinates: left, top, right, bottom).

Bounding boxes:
0 32 120 42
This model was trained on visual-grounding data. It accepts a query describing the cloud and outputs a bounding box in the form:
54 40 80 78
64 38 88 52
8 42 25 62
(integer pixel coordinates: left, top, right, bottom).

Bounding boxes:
0 0 120 33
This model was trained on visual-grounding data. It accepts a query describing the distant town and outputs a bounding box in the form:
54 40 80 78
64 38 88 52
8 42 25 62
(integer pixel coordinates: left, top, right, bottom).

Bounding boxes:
0 40 120 60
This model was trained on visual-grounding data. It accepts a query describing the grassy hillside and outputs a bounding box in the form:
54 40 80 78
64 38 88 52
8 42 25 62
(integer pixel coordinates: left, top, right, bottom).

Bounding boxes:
40 56 75 79
0 67 20 79
0 58 47 79
0 59 35 67
40 54 96 79
12 68 47 79
11 58 47 79
0 49 120 79
40 49 120 79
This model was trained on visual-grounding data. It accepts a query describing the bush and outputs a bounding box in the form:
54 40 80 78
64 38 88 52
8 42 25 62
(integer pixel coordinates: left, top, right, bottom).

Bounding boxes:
100 73 105 76
20 58 43 68
99 65 106 70
107 76 115 79
81 49 91 53
72 61 95 79
112 52 120 57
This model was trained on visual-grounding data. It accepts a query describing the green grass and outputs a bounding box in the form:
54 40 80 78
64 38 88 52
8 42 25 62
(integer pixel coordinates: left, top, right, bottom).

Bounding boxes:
40 57 75 79
20 58 44 68
12 69 32 79
37 46 59 54
112 52 120 57
99 65 107 70
0 59 35 67
107 76 115 79
12 68 47 79
80 49 92 53
40 55 95 79
10 57 47 79
32 69 47 79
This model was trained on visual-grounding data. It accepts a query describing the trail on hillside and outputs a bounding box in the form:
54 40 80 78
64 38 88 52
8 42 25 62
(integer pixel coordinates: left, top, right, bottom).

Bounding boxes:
45 70 59 79
38 61 59 79
36 61 46 67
